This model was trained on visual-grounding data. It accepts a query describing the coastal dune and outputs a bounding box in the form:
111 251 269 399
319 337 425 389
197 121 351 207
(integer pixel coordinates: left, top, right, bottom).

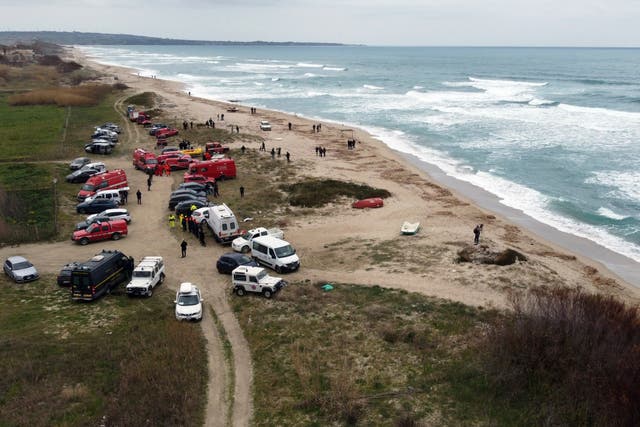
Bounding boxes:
71 47 640 309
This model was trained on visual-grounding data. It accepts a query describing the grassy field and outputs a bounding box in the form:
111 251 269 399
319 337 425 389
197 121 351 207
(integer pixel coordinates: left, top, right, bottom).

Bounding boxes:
231 282 520 426
0 274 207 427
0 90 122 162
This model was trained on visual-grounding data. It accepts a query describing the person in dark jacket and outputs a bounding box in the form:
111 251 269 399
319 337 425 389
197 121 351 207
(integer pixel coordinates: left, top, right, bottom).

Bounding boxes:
181 240 188 257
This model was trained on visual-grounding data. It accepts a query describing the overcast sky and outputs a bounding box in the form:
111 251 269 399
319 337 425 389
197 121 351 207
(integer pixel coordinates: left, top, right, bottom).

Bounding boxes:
2 0 640 46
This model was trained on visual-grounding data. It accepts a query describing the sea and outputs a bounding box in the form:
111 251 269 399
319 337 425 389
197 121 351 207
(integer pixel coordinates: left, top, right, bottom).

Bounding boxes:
79 45 640 280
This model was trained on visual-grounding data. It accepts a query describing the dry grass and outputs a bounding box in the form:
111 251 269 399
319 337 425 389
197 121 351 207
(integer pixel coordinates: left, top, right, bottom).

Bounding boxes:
483 286 640 425
8 84 113 106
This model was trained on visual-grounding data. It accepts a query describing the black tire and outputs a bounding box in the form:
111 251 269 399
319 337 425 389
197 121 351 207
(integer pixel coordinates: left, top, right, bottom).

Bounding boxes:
159 273 165 284
275 265 281 273
263 289 273 299
218 174 226 181
241 246 250 254
147 288 153 297
78 208 86 214
112 233 121 241
79 237 89 246
235 287 245 297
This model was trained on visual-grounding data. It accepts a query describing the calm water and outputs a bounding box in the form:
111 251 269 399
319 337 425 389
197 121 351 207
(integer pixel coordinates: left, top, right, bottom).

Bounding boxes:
81 45 640 263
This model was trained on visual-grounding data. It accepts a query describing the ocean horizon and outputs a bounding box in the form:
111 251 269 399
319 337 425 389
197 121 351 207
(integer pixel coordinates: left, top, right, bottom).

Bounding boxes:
80 45 640 276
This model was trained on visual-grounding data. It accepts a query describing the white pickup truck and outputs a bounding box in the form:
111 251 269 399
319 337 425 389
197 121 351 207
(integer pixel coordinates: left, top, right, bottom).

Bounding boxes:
231 266 287 299
232 227 284 253
126 256 165 297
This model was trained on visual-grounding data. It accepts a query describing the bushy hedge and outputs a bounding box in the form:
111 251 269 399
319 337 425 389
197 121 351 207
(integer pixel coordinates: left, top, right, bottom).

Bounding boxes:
282 179 391 207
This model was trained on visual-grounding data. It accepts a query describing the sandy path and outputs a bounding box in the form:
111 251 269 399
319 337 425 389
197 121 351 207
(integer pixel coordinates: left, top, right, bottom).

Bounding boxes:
0 97 253 427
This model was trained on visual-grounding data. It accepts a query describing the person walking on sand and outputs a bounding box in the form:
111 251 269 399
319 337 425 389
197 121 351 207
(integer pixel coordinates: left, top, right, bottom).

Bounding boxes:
260 141 265 151
473 224 483 245
147 176 152 191
169 213 176 228
165 163 171 176
121 189 128 205
271 148 275 159
313 124 316 133
240 186 245 198
136 189 142 204
181 215 187 231
288 122 292 130
286 151 290 162
181 240 188 258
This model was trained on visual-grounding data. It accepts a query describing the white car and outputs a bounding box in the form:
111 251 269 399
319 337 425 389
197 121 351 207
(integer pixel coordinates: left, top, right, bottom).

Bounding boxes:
260 120 272 131
174 283 203 321
126 256 165 297
3 256 39 283
86 208 131 224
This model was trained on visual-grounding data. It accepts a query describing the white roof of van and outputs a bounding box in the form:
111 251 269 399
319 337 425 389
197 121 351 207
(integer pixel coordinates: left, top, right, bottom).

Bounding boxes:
179 282 195 293
253 235 291 248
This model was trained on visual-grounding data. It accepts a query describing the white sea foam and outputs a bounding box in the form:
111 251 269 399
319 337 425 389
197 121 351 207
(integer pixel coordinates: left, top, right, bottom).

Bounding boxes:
297 62 324 68
359 125 640 262
597 207 629 220
304 73 317 78
323 66 347 71
413 85 424 90
587 171 640 202
363 84 384 90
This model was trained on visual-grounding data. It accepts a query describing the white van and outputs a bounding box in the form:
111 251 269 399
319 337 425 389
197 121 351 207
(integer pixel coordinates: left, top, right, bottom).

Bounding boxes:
200 204 241 243
251 235 300 273
83 188 126 205
82 162 106 173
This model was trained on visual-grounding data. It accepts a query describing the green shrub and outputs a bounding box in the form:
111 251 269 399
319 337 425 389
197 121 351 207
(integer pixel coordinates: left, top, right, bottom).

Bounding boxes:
282 179 391 207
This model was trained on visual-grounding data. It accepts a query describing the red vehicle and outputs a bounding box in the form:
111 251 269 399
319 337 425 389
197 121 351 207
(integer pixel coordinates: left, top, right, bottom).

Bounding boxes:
139 118 153 126
72 220 128 245
183 173 216 187
352 198 384 209
133 148 158 174
165 154 193 170
77 169 128 201
187 158 237 180
205 141 230 154
136 113 150 124
155 128 179 139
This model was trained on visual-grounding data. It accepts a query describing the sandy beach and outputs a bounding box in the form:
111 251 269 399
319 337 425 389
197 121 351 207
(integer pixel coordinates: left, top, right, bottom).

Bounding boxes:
68 47 640 309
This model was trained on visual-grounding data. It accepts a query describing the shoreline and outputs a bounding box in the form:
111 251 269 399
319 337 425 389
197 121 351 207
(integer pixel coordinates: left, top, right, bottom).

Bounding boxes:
71 46 639 305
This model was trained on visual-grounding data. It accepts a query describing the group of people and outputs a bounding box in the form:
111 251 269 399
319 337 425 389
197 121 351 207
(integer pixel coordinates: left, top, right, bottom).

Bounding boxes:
347 139 358 149
181 120 193 130
205 118 216 128
153 163 172 177
176 211 207 251
249 107 258 114
315 146 328 157
312 123 322 133
178 139 192 150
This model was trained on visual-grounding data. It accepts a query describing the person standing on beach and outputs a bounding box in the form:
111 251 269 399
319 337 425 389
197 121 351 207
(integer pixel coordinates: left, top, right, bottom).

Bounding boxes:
473 224 483 245
136 189 142 204
260 141 265 151
240 186 245 198
271 148 275 159
181 240 188 258
147 176 152 191
288 122 292 130
286 151 290 162
313 124 316 133
315 146 319 156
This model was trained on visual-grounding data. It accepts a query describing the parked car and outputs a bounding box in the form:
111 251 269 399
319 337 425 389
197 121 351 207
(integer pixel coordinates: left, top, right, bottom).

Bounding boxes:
169 194 207 210
76 208 131 230
69 157 91 170
99 122 121 133
156 128 179 139
251 235 300 273
76 198 119 214
174 283 203 321
260 120 272 131
57 261 80 286
175 200 208 216
3 256 39 283
161 146 180 154
149 124 168 135
72 219 128 245
231 266 286 298
66 167 101 183
126 256 165 297
165 155 193 170
87 208 131 224
178 182 208 192
216 253 258 274
170 188 207 199
71 250 134 301
85 142 112 154
183 173 216 187
232 227 284 253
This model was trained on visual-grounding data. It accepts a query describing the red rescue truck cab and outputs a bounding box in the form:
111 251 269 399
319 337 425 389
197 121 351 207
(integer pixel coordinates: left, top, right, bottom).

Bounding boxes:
187 159 237 180
77 169 128 201
133 148 158 173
